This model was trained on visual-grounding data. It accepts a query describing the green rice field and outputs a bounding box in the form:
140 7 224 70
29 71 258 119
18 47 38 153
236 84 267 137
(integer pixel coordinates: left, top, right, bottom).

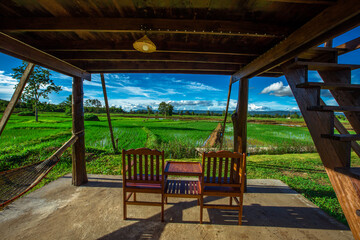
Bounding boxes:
1 112 359 226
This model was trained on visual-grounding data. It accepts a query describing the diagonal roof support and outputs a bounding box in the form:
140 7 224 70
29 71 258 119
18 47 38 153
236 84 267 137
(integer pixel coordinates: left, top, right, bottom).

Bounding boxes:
0 32 91 80
232 0 360 83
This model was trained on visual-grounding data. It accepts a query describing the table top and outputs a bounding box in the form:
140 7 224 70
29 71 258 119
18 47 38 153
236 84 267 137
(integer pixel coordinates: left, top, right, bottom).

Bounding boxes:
164 161 202 176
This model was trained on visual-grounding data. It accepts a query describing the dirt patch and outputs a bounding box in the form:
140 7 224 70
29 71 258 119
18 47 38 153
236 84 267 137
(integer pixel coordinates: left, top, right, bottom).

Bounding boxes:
282 170 309 178
204 123 222 148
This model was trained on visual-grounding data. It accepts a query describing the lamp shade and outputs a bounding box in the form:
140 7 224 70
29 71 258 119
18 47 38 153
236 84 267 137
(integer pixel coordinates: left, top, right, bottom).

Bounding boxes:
133 35 156 53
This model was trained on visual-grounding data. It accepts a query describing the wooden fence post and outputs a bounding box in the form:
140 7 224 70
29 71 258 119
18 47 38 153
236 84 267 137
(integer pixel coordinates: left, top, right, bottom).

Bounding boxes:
72 76 87 186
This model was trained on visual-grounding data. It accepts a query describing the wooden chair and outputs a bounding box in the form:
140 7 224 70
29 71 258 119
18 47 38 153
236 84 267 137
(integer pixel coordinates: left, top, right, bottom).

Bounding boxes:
122 148 165 221
200 150 246 225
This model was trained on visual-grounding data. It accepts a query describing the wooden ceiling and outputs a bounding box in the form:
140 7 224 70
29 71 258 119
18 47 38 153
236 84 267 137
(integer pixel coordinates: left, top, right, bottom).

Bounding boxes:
0 0 358 79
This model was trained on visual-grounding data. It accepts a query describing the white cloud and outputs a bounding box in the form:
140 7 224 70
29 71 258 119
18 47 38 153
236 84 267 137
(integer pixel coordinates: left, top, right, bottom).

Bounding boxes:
248 103 269 111
260 81 293 97
0 70 17 100
186 81 222 91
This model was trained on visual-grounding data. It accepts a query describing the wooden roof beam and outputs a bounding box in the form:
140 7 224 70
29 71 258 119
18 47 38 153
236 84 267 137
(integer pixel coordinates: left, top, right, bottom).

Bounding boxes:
30 40 263 56
0 18 289 38
0 32 91 80
50 51 256 64
69 61 243 72
232 0 360 83
268 0 335 4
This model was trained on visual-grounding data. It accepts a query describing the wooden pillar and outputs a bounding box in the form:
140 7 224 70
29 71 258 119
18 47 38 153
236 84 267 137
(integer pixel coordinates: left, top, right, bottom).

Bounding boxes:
0 63 34 137
72 76 88 186
100 73 117 152
232 78 249 154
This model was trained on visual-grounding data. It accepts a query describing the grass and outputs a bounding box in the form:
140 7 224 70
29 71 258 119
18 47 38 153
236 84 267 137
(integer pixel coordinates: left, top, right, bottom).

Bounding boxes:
2 112 359 226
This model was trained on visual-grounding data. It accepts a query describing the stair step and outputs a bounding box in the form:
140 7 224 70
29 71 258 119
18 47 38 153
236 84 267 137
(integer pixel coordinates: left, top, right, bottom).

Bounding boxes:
299 47 347 60
321 134 360 141
296 82 360 90
292 61 360 71
308 106 360 112
335 167 360 180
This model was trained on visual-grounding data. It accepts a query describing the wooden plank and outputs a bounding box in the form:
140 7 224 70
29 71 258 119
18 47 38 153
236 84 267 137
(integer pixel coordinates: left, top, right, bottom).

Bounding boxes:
321 134 360 141
100 73 116 152
88 69 236 75
218 157 223 183
50 51 256 64
224 158 229 183
0 17 289 37
0 33 91 80
0 63 34 137
291 61 360 71
150 155 154 181
156 155 159 181
268 0 335 4
72 77 88 186
133 155 137 180
283 64 360 240
308 106 360 112
127 154 131 179
68 61 242 72
336 37 360 54
232 0 360 82
207 157 211 183
139 155 143 180
212 157 217 183
297 82 360 90
34 40 261 56
144 155 148 180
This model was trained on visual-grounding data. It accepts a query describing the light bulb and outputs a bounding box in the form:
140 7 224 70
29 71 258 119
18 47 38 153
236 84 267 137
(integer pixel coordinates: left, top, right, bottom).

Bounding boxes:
142 44 149 51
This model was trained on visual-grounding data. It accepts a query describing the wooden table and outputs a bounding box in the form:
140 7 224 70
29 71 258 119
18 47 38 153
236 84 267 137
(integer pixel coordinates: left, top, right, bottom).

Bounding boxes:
164 161 202 200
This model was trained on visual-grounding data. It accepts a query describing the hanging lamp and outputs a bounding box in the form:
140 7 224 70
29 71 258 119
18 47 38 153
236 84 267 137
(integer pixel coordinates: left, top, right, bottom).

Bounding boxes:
133 35 156 53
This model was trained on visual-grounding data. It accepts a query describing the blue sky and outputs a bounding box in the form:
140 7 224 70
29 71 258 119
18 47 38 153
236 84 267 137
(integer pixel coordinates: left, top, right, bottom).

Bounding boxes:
0 27 359 112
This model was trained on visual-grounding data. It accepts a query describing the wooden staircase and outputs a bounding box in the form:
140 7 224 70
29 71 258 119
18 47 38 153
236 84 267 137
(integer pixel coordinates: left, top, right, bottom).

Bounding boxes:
282 47 360 238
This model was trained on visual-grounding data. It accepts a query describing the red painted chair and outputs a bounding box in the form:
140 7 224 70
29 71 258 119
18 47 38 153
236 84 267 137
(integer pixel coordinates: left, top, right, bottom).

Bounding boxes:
122 148 165 221
200 150 246 225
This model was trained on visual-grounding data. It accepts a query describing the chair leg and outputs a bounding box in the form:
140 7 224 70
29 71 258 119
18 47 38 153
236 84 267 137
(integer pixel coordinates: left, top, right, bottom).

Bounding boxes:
123 191 127 220
165 196 168 204
238 197 243 225
161 194 164 222
200 197 203 224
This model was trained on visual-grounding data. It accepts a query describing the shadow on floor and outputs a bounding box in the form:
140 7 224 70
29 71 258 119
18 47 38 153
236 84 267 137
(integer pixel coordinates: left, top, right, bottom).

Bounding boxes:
98 195 348 240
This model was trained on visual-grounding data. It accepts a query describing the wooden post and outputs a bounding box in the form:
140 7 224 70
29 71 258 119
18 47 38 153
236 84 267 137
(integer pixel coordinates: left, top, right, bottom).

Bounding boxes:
232 78 249 191
72 76 87 186
0 63 35 137
232 78 249 154
100 73 117 152
219 76 233 149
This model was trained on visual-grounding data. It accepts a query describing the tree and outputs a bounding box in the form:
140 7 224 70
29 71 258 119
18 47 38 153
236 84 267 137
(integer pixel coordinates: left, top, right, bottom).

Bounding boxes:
13 61 61 121
147 105 153 116
158 102 174 118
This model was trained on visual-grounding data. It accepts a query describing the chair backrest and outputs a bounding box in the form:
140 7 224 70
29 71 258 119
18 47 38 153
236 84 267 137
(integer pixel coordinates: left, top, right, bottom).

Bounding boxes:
122 148 164 184
202 150 246 187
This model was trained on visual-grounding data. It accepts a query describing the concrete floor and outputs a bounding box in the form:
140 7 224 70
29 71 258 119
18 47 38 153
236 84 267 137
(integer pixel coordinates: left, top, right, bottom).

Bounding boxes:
0 174 354 240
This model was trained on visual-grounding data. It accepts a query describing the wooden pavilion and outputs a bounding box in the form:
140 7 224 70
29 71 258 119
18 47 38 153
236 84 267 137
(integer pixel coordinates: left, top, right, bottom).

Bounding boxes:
0 0 359 238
